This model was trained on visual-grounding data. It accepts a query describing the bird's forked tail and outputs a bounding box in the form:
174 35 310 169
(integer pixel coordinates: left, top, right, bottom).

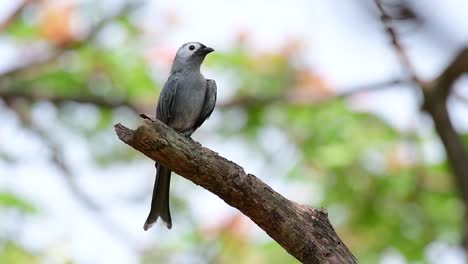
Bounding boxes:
143 163 172 230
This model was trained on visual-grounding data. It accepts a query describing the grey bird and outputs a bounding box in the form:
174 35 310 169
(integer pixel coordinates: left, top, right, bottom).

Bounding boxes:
143 42 217 231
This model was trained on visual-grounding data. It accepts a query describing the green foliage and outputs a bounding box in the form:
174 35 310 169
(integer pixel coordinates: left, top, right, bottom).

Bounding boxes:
6 18 38 40
284 100 397 168
207 48 292 97
0 192 36 214
0 242 39 264
79 45 156 100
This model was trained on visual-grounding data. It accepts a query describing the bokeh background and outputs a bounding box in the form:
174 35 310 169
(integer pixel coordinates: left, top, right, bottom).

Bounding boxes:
1 0 468 263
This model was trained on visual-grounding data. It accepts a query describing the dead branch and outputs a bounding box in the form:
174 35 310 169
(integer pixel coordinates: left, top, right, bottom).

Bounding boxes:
114 117 358 264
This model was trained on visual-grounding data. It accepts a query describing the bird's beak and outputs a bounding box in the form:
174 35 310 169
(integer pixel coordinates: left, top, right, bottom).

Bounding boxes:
198 46 215 55
203 47 215 54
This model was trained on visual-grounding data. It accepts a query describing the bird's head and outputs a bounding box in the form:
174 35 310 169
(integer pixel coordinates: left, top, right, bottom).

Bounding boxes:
171 42 214 73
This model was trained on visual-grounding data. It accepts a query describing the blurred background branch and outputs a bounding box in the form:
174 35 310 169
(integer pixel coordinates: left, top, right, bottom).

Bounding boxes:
6 97 142 251
218 78 410 109
0 0 141 79
0 0 31 32
376 0 468 257
0 89 141 112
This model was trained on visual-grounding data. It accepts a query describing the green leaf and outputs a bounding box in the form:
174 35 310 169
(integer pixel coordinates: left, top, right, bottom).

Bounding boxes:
0 242 39 264
0 192 37 213
6 18 38 40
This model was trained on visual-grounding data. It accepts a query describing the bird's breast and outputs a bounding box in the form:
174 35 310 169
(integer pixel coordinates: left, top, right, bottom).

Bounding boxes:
169 77 206 132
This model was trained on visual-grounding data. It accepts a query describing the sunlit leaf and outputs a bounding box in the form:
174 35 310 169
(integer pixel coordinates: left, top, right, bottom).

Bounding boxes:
0 242 39 264
0 192 36 213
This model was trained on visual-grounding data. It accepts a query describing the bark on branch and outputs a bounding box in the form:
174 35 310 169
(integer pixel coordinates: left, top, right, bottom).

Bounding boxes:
434 47 468 99
114 116 358 264
422 47 468 205
422 47 468 248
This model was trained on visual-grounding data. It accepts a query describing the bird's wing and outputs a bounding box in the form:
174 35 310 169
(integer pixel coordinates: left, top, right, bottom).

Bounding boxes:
191 79 217 131
156 76 178 124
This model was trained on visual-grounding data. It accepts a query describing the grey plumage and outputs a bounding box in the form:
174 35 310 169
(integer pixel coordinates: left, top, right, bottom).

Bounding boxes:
143 42 217 231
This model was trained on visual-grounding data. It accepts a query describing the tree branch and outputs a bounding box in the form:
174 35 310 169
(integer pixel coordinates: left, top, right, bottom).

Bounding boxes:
0 0 31 32
0 1 141 80
375 0 468 207
0 78 409 114
5 100 142 251
375 0 468 252
435 47 468 99
218 78 410 109
114 117 358 264
0 89 142 112
424 48 468 214
375 0 422 84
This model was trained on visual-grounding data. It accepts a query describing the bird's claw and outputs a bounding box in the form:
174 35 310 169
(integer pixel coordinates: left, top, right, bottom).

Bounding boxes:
182 132 192 138
181 133 202 146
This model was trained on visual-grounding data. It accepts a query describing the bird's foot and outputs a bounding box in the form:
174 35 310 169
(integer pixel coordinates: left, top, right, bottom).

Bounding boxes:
182 131 193 138
181 132 202 146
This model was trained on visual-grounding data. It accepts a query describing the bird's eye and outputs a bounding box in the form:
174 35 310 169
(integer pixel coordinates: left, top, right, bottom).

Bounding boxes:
189 45 195 51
